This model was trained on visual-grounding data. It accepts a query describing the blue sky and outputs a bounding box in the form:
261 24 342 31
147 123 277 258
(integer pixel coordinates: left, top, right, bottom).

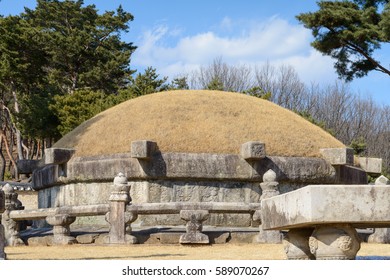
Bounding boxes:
1 0 389 105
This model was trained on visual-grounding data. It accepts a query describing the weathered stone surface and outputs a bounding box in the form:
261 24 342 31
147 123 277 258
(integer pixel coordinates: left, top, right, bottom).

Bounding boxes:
94 233 109 245
283 228 315 260
335 165 368 184
367 228 390 244
131 140 157 159
262 185 390 230
240 141 266 160
17 159 40 174
209 232 230 244
32 165 59 191
309 225 361 260
229 232 258 243
36 153 337 191
320 148 354 165
180 210 210 244
27 235 54 246
44 148 75 165
76 233 100 244
2 184 25 246
356 157 382 174
45 214 76 245
375 175 390 185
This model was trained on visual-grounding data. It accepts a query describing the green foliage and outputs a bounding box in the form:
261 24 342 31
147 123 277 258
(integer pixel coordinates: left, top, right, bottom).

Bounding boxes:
206 78 225 91
23 0 136 95
0 0 137 142
51 89 113 135
243 87 272 100
297 0 390 81
131 67 168 96
350 137 367 155
168 77 190 90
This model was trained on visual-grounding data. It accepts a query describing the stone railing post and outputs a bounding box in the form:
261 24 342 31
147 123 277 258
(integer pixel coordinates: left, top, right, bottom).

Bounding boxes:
46 214 76 245
254 169 282 243
0 188 6 259
1 184 24 246
179 210 210 244
106 172 138 244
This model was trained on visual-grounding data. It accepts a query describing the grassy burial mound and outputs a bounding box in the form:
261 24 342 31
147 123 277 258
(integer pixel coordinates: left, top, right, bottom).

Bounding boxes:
53 90 345 158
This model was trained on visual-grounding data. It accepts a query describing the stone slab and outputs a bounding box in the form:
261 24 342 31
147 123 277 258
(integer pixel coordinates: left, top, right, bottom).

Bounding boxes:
131 140 157 159
261 185 390 230
356 157 382 174
17 160 40 174
44 148 75 165
240 141 266 160
320 148 354 165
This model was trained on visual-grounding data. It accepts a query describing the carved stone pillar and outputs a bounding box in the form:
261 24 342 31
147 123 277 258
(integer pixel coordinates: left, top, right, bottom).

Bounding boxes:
179 210 210 244
254 169 282 243
2 184 24 246
46 214 76 245
309 224 361 260
0 188 6 259
283 228 315 260
106 172 138 244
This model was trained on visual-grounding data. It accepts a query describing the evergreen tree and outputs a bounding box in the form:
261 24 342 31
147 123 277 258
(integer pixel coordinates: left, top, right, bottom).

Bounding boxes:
297 0 390 81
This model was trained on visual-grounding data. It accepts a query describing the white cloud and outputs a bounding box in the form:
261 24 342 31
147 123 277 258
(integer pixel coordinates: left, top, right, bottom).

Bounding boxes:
132 16 338 84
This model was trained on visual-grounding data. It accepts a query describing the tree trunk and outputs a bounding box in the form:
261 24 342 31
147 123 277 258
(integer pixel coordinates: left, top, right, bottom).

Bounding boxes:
11 88 24 160
0 135 6 181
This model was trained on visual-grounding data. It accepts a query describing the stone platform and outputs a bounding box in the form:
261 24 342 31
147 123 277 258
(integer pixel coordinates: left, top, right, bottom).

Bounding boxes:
261 185 390 260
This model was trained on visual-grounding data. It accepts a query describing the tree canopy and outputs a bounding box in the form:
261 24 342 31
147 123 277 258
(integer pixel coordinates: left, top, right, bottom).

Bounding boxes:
297 0 390 81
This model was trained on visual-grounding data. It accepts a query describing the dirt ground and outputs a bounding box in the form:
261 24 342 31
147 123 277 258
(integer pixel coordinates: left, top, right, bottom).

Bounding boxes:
4 243 390 260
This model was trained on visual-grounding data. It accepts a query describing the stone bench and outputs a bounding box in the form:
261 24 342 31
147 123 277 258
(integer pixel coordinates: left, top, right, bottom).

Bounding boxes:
261 184 390 260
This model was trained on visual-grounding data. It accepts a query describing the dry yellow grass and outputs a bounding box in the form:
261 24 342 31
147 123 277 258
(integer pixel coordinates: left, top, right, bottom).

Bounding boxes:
54 90 344 158
4 243 390 260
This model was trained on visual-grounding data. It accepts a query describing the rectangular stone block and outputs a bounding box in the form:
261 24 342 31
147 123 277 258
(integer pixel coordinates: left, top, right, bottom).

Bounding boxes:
17 159 40 174
240 141 266 160
131 140 157 159
356 157 382 174
261 185 390 230
320 148 354 165
44 148 75 165
0 189 4 213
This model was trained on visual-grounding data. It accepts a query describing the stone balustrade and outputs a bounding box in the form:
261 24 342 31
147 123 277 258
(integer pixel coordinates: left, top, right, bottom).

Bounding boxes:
2 173 263 247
